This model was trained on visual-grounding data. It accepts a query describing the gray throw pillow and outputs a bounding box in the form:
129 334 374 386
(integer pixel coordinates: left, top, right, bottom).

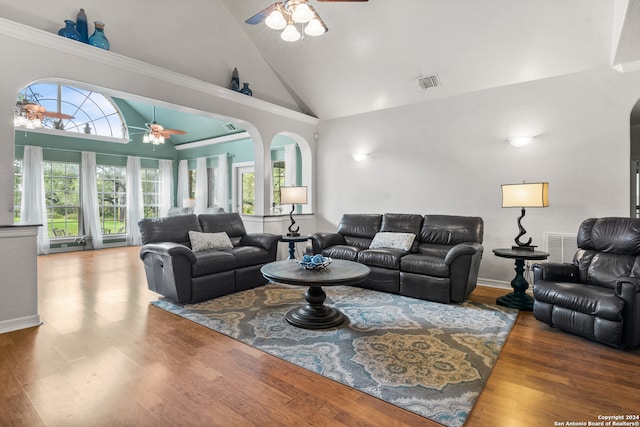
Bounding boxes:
189 231 233 252
369 232 416 251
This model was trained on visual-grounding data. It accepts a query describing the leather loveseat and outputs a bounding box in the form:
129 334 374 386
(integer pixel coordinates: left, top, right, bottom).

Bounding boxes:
138 213 280 304
533 217 640 348
311 213 484 303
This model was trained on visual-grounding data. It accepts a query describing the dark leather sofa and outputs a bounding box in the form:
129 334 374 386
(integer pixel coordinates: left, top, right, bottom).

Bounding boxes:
138 213 280 304
533 217 640 348
311 213 484 303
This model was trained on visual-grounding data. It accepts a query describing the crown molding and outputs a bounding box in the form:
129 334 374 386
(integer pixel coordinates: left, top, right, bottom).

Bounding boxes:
0 17 319 126
174 131 252 150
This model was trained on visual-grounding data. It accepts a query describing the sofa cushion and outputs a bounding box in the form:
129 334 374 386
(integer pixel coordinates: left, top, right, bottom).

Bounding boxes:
401 254 449 278
224 246 273 268
357 248 406 269
192 250 237 277
420 215 483 245
138 214 201 246
189 231 233 252
337 214 382 239
369 232 416 251
534 280 624 322
322 245 362 261
381 213 423 252
199 213 247 245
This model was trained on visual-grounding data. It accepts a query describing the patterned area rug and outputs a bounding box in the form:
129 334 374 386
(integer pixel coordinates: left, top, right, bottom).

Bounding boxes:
152 284 518 426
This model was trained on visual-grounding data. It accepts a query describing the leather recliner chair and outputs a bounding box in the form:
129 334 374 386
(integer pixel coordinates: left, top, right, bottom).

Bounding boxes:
532 217 640 348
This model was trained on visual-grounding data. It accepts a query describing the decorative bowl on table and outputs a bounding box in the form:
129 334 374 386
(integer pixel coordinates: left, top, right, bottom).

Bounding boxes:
297 254 332 270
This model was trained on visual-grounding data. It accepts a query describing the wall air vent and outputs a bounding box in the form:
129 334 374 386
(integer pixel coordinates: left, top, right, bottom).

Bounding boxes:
543 232 578 263
418 74 440 90
222 123 237 132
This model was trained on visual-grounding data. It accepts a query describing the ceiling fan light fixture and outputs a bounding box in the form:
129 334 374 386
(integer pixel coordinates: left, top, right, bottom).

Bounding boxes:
292 3 314 23
304 18 325 36
281 23 301 42
265 9 287 30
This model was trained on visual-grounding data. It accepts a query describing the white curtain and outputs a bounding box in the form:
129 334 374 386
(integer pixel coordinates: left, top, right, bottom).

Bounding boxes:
126 156 144 246
195 157 208 214
284 143 297 187
20 145 50 255
177 159 189 207
158 159 173 217
81 151 103 249
217 154 228 212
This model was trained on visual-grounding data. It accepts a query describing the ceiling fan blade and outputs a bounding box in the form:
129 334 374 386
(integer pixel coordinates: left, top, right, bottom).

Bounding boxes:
162 129 187 135
41 111 75 120
245 3 279 24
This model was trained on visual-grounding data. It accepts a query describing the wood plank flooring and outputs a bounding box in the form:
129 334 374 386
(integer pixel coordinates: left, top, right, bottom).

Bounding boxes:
1 247 638 426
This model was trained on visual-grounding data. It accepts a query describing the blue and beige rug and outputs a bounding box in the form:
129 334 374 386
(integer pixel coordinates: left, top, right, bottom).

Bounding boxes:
152 284 518 426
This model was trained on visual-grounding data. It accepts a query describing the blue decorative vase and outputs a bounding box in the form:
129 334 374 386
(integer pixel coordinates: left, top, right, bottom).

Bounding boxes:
239 83 253 96
58 20 81 41
76 9 89 43
89 21 110 50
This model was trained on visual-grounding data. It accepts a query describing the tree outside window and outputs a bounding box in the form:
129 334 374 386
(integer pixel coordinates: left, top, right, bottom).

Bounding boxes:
96 165 126 234
43 161 80 238
142 168 160 219
13 159 22 222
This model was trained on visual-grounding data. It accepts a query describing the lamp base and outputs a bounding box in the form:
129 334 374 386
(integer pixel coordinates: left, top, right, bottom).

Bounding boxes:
287 232 300 237
512 245 536 251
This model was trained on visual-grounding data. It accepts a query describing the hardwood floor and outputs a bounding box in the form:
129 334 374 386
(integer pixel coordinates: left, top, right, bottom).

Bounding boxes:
1 247 638 426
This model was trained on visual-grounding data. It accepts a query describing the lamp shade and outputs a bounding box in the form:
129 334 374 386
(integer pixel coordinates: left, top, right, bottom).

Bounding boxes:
280 186 308 205
501 182 549 208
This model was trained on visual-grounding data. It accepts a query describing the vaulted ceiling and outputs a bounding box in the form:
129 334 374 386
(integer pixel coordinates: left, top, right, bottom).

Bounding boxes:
3 0 640 125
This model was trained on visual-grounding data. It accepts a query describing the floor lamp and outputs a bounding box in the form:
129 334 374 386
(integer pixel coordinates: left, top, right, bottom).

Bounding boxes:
501 182 549 250
280 186 307 237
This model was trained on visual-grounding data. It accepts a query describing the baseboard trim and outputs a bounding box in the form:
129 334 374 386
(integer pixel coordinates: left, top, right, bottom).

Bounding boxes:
0 315 42 334
477 278 511 290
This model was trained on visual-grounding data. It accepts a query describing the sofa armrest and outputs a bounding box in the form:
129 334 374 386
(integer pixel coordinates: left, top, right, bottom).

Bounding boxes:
444 242 484 302
139 242 197 264
240 233 280 252
532 262 579 284
444 242 482 265
311 233 346 254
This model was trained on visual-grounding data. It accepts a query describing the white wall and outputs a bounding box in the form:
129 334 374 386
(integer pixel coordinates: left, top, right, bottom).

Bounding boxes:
317 67 640 283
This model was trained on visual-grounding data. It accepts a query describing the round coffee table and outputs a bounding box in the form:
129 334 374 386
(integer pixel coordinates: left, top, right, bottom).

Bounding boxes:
260 259 370 329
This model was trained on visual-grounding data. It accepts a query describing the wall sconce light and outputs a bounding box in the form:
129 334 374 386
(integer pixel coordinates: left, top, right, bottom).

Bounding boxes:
352 153 369 162
507 136 533 148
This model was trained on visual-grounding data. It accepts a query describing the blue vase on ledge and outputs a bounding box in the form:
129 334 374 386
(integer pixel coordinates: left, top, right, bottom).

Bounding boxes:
89 21 110 50
240 83 253 96
58 20 81 41
76 8 89 43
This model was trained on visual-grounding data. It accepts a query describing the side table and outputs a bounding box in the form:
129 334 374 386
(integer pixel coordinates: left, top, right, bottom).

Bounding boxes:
492 248 549 311
280 235 310 260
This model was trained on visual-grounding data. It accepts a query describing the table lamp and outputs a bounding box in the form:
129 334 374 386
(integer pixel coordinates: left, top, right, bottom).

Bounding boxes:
280 186 307 236
501 182 549 250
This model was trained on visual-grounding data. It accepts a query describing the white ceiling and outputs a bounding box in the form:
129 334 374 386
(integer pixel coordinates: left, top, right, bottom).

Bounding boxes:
3 0 640 123
222 0 618 120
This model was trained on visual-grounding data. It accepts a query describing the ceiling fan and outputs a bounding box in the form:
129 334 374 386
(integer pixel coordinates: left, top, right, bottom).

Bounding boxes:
130 106 187 145
246 0 368 41
14 100 75 128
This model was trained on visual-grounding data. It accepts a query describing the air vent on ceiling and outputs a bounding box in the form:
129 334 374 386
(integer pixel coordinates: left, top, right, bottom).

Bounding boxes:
222 123 237 132
418 74 440 90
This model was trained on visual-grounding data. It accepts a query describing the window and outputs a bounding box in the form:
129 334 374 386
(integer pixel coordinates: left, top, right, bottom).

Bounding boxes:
142 168 160 219
272 160 285 207
16 83 127 139
14 159 22 222
96 165 126 235
43 161 80 238
188 169 197 199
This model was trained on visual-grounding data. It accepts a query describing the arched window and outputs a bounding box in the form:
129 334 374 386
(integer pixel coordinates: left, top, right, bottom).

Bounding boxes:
15 83 127 139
